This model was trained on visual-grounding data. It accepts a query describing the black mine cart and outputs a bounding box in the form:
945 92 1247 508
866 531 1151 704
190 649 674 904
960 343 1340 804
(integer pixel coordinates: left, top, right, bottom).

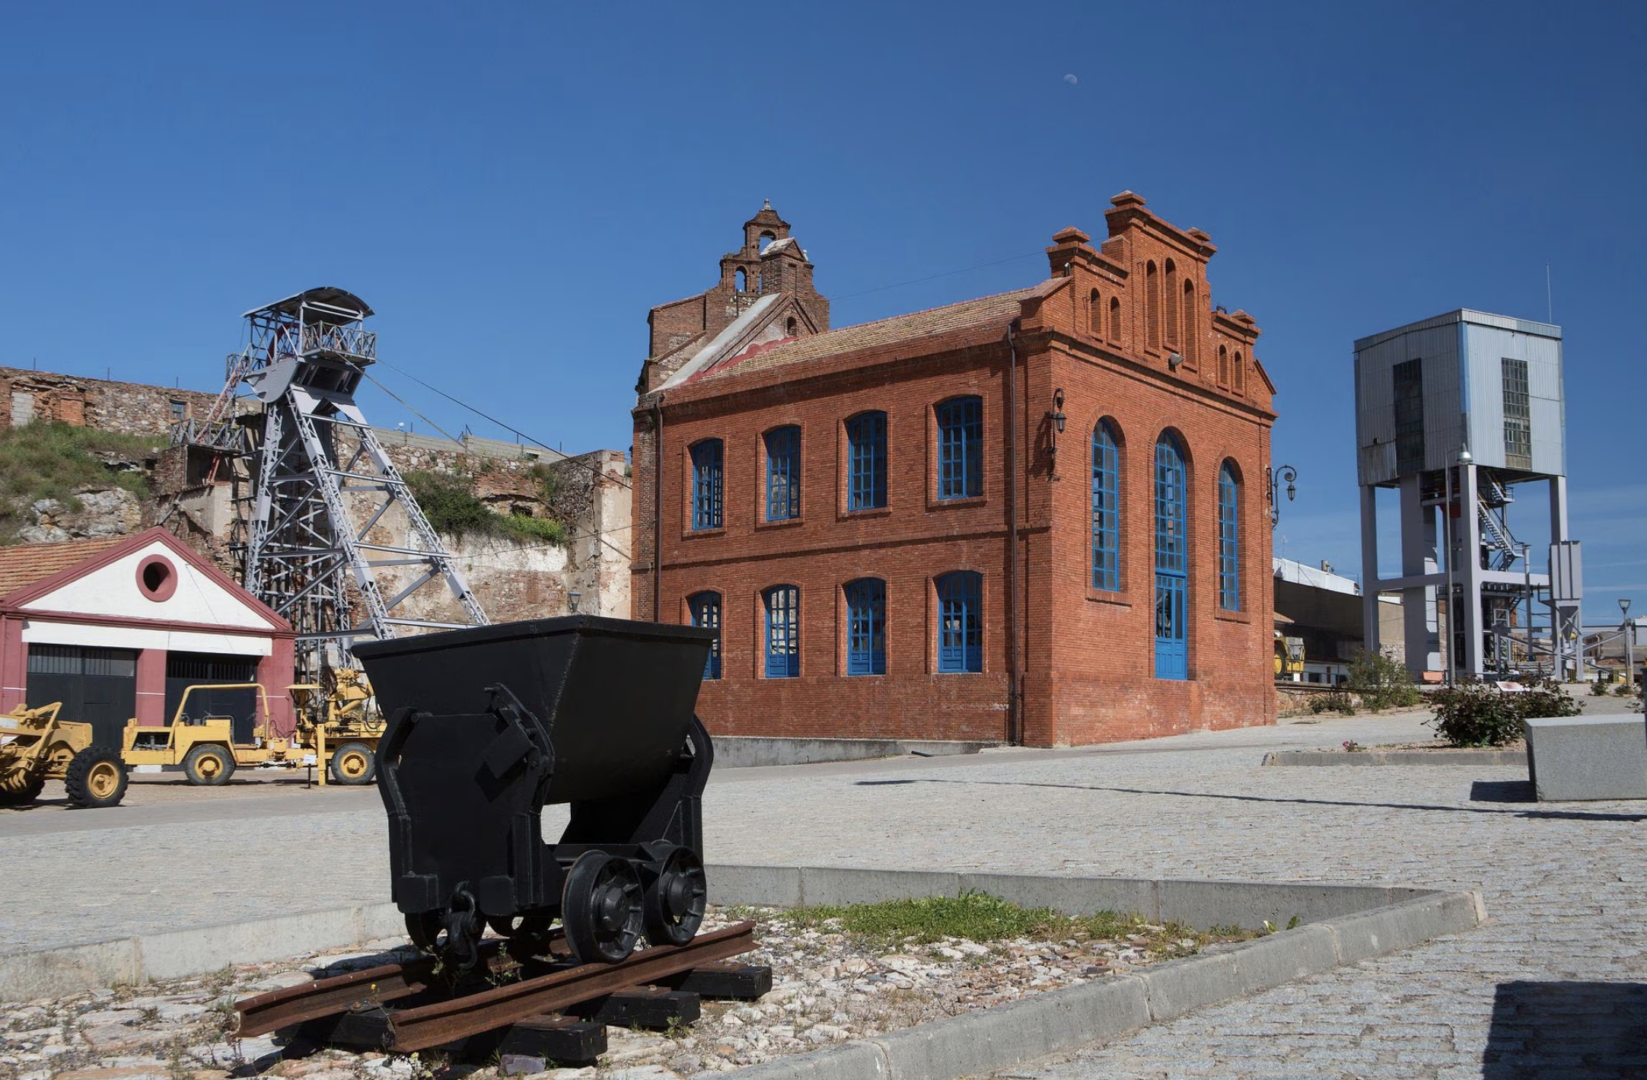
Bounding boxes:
354 616 717 968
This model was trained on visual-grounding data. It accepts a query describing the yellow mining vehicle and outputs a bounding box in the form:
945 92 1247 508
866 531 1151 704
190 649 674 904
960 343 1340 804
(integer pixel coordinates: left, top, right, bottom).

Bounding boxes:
120 683 306 785
288 667 384 786
0 702 129 808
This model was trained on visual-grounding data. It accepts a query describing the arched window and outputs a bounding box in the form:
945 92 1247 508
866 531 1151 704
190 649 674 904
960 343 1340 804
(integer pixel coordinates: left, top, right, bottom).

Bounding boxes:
1109 296 1121 343
1218 462 1241 612
1234 350 1246 395
844 578 886 676
689 591 722 679
1181 281 1196 365
936 396 983 499
786 316 798 337
765 425 801 521
1218 345 1230 387
759 231 776 253
1153 433 1188 680
1091 420 1121 592
690 439 723 530
1088 289 1103 339
846 411 888 510
1146 262 1160 350
1164 260 1179 348
735 268 747 293
763 585 799 678
935 571 982 673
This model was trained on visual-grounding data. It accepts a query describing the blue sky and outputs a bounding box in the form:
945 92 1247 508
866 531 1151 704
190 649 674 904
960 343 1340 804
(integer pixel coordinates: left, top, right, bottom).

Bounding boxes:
2 1 1642 625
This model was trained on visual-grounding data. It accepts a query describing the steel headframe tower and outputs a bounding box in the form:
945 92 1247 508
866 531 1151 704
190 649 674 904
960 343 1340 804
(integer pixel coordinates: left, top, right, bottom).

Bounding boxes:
1354 310 1579 683
227 287 488 675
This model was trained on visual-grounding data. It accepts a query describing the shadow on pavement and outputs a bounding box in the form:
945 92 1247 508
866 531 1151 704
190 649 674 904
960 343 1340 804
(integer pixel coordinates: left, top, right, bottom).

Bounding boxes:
862 777 1647 823
1471 779 1535 803
1484 980 1647 1078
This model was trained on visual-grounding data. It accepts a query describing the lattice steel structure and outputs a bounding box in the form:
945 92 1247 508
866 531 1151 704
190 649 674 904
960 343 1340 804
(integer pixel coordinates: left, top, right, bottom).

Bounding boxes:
183 288 487 677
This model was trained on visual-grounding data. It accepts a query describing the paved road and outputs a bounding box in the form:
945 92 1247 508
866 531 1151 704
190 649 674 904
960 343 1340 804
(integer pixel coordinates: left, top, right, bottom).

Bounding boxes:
4 698 1644 1078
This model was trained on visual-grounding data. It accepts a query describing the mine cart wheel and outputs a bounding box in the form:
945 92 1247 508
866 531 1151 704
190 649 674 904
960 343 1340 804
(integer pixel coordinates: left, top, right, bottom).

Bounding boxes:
328 742 377 785
64 747 128 809
486 913 555 940
406 911 448 953
0 771 47 806
183 744 235 786
562 851 644 965
643 846 708 948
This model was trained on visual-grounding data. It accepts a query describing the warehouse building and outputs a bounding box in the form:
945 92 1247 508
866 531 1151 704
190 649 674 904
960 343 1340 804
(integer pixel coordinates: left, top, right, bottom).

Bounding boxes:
632 195 1279 746
0 528 295 745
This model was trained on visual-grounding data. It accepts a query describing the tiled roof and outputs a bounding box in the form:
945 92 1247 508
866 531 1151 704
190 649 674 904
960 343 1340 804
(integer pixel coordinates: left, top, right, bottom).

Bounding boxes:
697 286 1042 382
0 536 126 599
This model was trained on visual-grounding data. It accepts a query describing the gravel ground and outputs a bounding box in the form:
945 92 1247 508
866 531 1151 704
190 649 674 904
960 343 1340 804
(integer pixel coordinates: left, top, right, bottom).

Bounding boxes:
0 904 1251 1080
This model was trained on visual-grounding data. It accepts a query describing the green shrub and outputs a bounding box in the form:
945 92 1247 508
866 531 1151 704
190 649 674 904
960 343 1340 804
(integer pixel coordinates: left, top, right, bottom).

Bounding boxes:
1346 648 1422 711
0 422 162 542
1310 690 1356 716
1590 679 1613 697
1427 678 1582 747
403 469 567 546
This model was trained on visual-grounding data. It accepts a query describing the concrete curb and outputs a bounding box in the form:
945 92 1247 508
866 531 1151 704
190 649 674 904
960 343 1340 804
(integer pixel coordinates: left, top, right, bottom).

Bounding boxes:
714 737 991 769
1263 749 1525 767
0 864 1486 1080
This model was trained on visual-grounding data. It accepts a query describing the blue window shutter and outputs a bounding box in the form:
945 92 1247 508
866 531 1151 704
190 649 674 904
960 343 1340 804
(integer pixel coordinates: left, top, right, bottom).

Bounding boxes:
689 592 721 679
936 571 982 673
765 426 801 521
764 585 799 678
1218 464 1240 611
847 412 887 511
1154 435 1188 680
845 578 886 676
1091 421 1120 591
937 397 983 500
691 440 723 530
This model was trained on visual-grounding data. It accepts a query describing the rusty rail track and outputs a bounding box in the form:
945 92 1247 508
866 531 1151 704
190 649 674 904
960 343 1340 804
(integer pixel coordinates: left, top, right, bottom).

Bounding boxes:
234 922 758 1053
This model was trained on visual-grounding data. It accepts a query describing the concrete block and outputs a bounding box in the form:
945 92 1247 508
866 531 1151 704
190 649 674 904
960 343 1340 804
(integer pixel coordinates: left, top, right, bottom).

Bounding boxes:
1156 878 1393 930
957 873 1158 920
357 902 407 941
1138 951 1243 1021
0 939 140 1002
1328 892 1482 965
140 907 359 981
706 864 805 908
795 867 961 907
1227 926 1339 994
1525 715 1647 801
724 1040 888 1078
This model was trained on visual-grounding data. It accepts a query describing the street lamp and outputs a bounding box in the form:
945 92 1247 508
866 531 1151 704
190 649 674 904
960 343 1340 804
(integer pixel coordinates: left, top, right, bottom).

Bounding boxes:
1045 388 1067 475
1266 465 1297 527
569 590 582 615
1622 598 1634 693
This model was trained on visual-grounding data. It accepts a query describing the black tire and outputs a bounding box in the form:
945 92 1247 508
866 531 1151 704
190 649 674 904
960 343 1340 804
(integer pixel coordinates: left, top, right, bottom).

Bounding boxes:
642 846 707 948
328 741 376 785
183 743 235 786
406 911 447 953
562 851 643 965
64 746 128 809
0 771 46 806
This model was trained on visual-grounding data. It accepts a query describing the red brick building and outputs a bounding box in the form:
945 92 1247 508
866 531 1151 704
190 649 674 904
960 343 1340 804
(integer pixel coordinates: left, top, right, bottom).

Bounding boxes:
632 194 1278 746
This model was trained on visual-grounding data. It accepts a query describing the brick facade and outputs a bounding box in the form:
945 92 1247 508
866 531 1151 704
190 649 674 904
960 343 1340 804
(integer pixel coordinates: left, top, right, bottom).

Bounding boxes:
636 193 1278 747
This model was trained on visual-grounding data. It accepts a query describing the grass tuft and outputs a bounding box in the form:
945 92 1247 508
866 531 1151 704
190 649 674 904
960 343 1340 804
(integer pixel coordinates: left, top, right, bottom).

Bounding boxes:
0 422 161 541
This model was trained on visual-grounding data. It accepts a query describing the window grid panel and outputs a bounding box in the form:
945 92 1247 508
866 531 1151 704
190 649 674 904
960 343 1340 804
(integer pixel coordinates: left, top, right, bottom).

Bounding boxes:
765 426 801 521
764 585 800 678
845 578 887 676
1502 358 1532 468
689 592 722 680
937 397 983 500
936 571 982 673
1392 359 1425 476
1091 422 1120 591
1154 436 1188 680
847 412 888 510
691 440 723 530
1218 466 1240 611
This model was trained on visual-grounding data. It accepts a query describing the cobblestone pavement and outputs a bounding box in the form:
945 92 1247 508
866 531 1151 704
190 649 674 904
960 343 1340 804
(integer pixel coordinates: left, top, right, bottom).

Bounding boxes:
5 701 1645 1078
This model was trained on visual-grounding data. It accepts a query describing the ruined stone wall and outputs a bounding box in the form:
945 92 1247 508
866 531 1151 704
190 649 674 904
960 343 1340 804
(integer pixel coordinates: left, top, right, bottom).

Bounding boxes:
0 367 218 434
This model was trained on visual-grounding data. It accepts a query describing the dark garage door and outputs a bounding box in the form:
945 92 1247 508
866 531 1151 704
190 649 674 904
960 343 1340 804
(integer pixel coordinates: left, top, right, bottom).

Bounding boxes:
165 652 259 743
25 645 138 748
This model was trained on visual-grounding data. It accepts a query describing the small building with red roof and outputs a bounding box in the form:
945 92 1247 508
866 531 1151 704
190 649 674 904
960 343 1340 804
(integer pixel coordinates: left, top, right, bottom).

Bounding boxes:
0 527 295 745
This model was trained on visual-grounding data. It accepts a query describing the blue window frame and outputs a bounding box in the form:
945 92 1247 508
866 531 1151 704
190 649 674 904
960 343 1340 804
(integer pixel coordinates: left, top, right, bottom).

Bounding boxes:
844 578 886 676
936 571 982 673
690 440 723 530
1218 463 1240 612
936 397 983 500
1091 421 1120 591
765 426 801 521
846 412 887 511
763 585 799 678
1154 434 1188 680
688 591 722 680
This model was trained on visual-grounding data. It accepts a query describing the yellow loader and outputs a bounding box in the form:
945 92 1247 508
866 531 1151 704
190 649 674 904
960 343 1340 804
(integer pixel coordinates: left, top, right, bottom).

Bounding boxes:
288 667 384 786
0 702 129 808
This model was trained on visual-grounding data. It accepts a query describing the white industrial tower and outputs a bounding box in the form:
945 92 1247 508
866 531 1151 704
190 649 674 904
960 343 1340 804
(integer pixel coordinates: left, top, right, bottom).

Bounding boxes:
1355 310 1580 681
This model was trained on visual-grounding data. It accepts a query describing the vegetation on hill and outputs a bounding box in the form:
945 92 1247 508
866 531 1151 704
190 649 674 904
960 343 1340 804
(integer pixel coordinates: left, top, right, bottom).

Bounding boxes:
403 469 567 546
0 422 162 542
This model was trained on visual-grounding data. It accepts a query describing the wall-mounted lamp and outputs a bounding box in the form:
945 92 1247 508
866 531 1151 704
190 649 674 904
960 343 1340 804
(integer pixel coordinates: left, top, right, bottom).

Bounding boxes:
1266 464 1298 528
568 590 582 614
1045 388 1067 476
